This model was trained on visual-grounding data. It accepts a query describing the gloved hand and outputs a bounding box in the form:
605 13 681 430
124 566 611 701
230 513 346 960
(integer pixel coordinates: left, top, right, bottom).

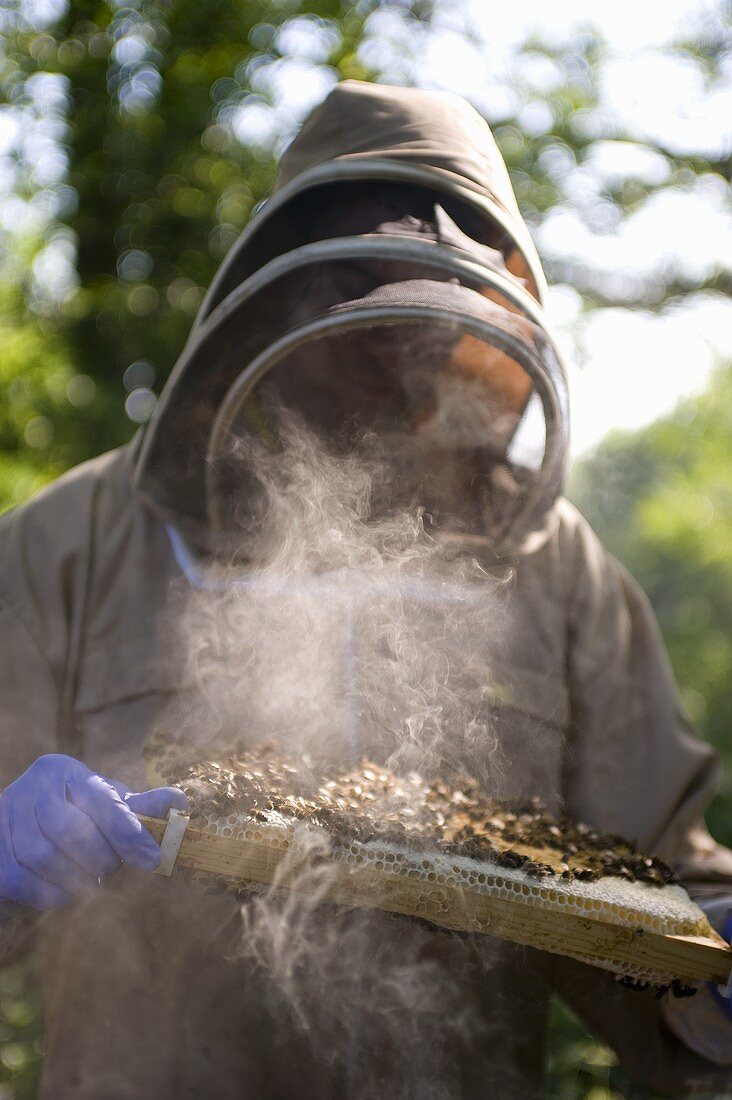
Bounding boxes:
709 911 732 1021
0 754 187 913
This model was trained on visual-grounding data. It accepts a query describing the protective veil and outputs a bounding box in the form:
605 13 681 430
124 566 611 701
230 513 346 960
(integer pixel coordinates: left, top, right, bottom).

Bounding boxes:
134 81 569 555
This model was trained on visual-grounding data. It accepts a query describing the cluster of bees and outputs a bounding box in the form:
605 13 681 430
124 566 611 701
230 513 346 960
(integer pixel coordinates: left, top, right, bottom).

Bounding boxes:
169 743 676 887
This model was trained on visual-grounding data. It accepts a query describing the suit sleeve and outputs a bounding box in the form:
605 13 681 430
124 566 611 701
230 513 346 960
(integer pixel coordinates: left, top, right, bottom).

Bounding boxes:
0 598 62 963
552 507 732 1094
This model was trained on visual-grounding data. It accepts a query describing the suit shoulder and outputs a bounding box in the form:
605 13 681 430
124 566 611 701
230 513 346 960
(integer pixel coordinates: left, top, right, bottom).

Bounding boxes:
0 446 141 615
0 446 133 544
550 497 610 561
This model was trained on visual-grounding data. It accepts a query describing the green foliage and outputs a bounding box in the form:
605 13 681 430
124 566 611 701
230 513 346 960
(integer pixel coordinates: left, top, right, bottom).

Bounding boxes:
0 960 43 1100
0 0 379 498
547 1000 623 1100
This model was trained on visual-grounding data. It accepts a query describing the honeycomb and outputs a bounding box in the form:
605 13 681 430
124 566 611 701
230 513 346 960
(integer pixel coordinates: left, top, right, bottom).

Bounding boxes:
151 745 712 987
197 810 705 928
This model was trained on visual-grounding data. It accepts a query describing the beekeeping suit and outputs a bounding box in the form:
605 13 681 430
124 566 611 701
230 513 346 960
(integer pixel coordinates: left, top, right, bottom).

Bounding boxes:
0 81 731 1098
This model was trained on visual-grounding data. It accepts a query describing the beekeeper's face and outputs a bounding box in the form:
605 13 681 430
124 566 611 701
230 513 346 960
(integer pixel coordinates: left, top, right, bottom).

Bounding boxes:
266 332 527 451
237 320 530 528
272 184 533 452
209 184 549 533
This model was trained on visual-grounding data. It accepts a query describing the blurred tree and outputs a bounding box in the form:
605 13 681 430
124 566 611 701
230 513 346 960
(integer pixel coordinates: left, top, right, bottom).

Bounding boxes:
0 960 42 1100
0 0 393 506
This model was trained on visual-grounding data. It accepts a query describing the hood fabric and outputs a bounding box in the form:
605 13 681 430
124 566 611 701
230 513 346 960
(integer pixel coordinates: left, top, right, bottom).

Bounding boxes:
196 80 546 324
134 81 568 553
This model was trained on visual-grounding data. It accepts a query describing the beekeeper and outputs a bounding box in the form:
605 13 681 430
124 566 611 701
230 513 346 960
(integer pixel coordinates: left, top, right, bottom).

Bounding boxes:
1 81 731 1098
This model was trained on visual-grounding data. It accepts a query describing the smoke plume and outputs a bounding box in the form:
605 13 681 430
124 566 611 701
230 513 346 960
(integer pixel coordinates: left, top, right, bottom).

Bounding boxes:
150 408 522 1096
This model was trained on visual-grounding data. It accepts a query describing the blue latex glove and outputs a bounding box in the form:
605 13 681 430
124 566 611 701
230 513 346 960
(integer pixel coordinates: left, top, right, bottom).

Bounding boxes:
0 754 187 913
709 911 732 1021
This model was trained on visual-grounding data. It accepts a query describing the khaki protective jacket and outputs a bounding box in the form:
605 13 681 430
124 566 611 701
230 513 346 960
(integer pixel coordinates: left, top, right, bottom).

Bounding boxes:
1 441 732 1097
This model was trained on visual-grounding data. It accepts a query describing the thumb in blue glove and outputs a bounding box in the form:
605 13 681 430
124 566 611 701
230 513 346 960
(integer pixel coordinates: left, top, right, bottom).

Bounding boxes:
0 754 187 913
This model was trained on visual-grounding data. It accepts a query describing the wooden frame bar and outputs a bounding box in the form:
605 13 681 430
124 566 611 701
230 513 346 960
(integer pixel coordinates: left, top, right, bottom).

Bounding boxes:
140 814 732 985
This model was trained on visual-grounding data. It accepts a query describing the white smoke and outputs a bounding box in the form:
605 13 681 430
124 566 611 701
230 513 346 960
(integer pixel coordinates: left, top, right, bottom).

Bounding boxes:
161 411 510 786
150 410 520 1095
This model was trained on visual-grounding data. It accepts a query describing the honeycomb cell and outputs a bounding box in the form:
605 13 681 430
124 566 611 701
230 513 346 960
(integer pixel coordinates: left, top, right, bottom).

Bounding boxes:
198 810 709 945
